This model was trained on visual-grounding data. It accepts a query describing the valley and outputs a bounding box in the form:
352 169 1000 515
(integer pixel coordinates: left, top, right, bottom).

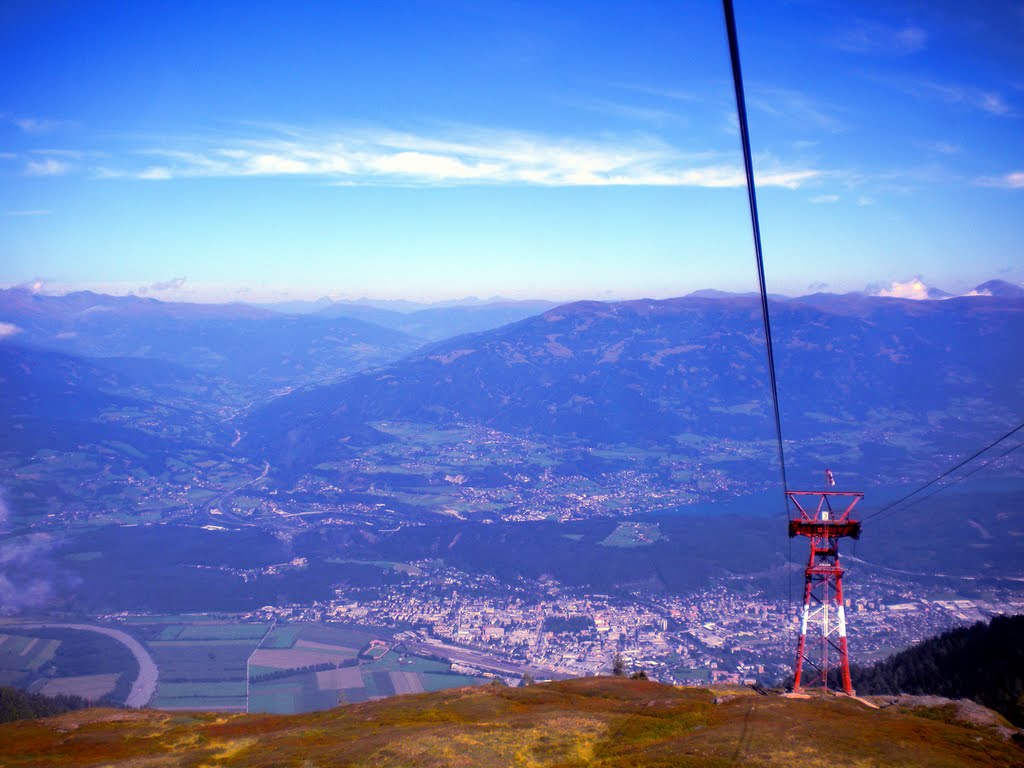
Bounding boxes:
1 287 1022 713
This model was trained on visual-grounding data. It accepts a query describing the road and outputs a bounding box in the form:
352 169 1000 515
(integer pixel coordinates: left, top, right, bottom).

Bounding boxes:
201 460 271 526
13 622 159 708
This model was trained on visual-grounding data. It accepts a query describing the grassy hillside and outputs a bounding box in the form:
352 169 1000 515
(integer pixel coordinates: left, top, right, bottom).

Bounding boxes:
1 677 1021 767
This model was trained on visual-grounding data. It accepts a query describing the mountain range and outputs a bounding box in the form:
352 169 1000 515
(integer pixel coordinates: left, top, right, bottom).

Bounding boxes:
242 290 1024 488
2 282 1023 525
0 288 420 394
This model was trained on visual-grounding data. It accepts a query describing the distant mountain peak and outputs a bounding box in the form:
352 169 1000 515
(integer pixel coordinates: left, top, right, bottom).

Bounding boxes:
971 279 1024 298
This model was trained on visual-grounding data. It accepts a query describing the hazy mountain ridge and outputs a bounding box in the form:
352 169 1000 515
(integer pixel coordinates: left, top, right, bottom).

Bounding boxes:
310 298 561 340
0 288 423 393
3 285 1022 526
243 293 1024 483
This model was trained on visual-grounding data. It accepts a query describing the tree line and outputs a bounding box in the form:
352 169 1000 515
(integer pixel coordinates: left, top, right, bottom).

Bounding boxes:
849 613 1024 727
0 686 91 724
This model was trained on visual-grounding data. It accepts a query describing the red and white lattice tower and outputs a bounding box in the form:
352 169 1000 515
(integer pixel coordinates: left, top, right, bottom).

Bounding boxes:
787 481 863 695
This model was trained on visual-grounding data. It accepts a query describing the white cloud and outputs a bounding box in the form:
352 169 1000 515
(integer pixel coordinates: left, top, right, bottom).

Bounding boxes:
149 277 187 291
245 153 311 174
0 322 22 338
367 151 499 180
875 278 930 300
25 157 69 176
977 171 1024 189
810 194 839 204
98 125 824 190
138 166 172 180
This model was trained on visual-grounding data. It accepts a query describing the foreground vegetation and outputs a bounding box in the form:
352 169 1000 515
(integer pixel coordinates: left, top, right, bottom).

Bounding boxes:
1 677 1021 767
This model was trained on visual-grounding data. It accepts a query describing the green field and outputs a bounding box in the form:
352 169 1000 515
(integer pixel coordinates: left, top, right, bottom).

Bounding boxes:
599 521 663 548
325 558 425 575
0 634 61 686
420 671 486 692
262 625 301 649
152 679 247 708
148 641 255 682
142 619 265 710
244 626 488 715
118 614 236 625
176 623 269 641
66 619 497 715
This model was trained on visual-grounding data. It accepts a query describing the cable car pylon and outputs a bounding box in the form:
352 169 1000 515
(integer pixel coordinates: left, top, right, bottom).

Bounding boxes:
788 472 863 695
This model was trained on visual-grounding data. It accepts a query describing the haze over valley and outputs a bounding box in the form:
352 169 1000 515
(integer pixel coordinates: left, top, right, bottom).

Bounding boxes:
1 283 1022 712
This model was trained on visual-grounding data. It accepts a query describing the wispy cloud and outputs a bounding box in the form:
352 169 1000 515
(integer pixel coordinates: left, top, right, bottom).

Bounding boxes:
10 116 69 134
833 20 927 56
748 86 846 132
25 157 69 176
610 82 700 103
138 166 172 180
95 125 823 189
809 194 839 204
150 276 187 291
0 529 78 615
570 98 689 126
976 171 1024 189
873 75 1013 117
921 81 1011 116
4 209 51 216
916 140 960 155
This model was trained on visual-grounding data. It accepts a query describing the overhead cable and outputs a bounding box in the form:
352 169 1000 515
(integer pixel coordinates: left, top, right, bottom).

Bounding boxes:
862 420 1024 522
722 0 790 501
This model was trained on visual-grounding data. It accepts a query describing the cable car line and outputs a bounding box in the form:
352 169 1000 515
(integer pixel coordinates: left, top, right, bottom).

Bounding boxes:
866 438 1024 523
722 0 789 503
862 420 1024 523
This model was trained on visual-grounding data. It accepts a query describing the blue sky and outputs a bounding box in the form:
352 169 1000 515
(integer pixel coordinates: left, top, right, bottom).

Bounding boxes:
1 0 1022 303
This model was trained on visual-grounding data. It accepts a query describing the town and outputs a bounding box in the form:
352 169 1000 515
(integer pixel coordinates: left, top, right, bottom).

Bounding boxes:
238 558 1024 687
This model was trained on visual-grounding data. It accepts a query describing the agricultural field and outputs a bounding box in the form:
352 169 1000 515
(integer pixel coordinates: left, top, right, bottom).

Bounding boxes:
133 619 271 711
35 673 120 701
54 617 491 714
0 633 61 686
599 521 663 548
247 623 486 714
0 627 136 704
